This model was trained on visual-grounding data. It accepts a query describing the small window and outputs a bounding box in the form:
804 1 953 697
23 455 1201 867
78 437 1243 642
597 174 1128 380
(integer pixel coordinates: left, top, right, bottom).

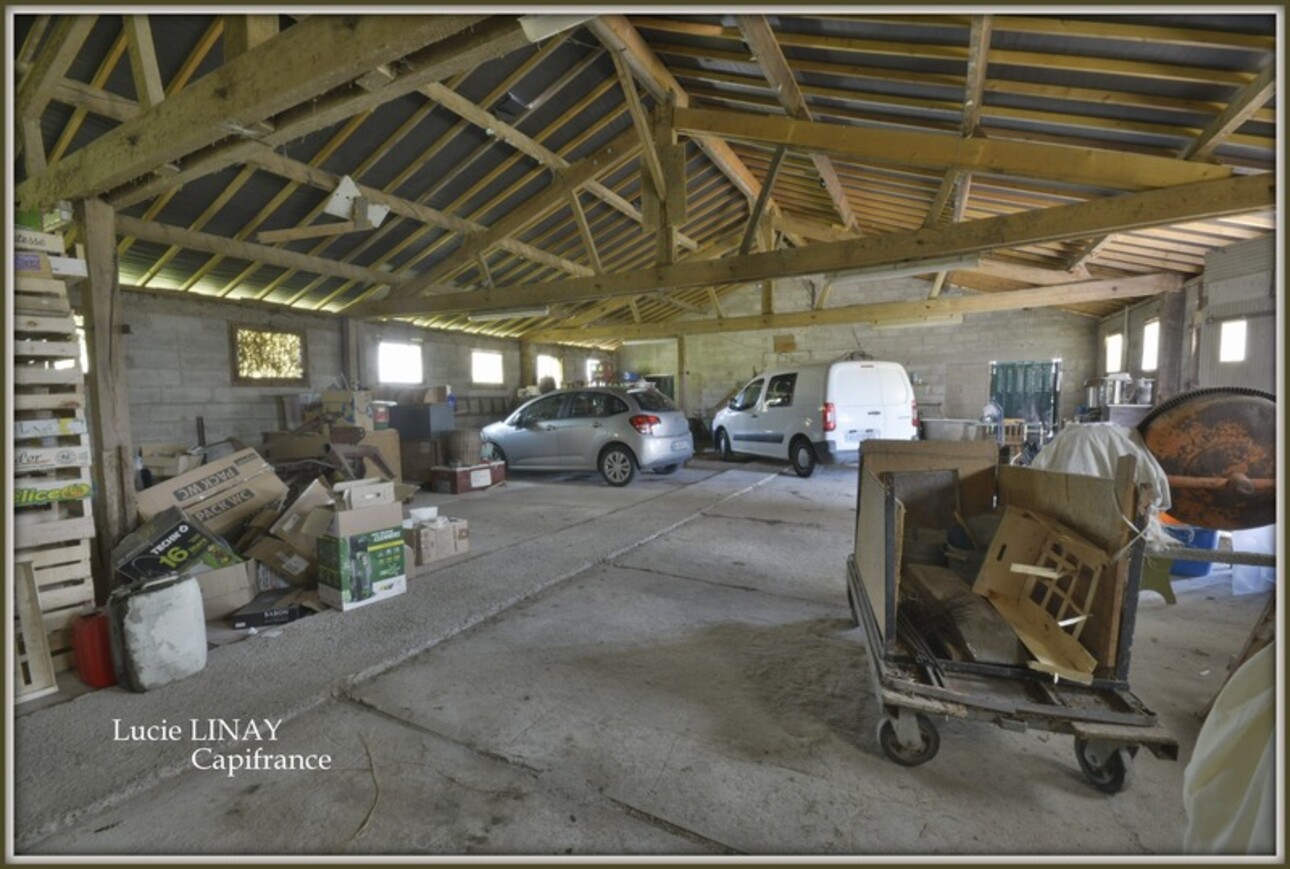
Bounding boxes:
585 358 601 384
231 325 307 385
766 373 798 408
1141 320 1160 372
377 341 423 384
472 350 504 385
1219 319 1248 363
1104 332 1123 373
536 354 562 388
732 378 764 412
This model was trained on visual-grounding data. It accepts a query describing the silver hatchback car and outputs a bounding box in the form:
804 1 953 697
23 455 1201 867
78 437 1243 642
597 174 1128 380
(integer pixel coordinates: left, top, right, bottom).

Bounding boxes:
481 387 694 486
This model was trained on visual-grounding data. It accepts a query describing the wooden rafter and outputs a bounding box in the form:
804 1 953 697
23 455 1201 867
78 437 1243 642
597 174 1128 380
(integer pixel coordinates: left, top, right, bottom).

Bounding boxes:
1182 64 1276 161
355 174 1271 318
673 107 1233 191
606 47 667 199
527 273 1183 343
736 15 857 230
20 15 495 209
124 15 164 110
107 16 534 211
17 15 97 121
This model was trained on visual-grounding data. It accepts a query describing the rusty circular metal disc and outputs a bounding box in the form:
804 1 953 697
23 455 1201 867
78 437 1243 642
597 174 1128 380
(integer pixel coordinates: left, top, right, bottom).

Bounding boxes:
1138 388 1277 531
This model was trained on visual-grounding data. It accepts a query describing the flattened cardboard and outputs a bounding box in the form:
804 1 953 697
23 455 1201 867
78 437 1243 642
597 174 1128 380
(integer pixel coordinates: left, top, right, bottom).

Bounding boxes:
246 536 315 586
135 448 287 536
269 478 334 556
197 561 258 621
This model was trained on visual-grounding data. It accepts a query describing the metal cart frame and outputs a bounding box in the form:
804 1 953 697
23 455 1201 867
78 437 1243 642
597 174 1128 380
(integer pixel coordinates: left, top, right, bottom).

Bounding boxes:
846 442 1178 793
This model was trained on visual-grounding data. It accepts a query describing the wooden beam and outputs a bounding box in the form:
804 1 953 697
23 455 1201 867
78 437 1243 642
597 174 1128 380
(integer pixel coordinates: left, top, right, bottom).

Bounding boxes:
568 190 604 273
736 15 857 230
1064 234 1119 271
607 47 668 198
16 14 53 71
355 174 1271 318
52 79 140 123
962 15 993 136
21 15 492 210
740 145 788 254
772 213 854 243
111 17 531 211
241 145 595 279
114 215 416 289
76 198 137 599
124 15 165 110
528 273 1182 343
21 117 46 177
224 14 279 59
970 259 1092 285
1183 64 1276 161
256 220 374 245
420 80 698 252
673 106 1235 191
924 168 962 228
17 15 97 120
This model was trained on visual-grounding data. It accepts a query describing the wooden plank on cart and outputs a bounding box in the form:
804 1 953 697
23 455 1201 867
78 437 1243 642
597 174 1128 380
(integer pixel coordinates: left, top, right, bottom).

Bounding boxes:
13 515 96 548
14 366 83 387
14 389 86 413
14 339 82 359
13 417 88 439
12 313 78 337
14 560 59 703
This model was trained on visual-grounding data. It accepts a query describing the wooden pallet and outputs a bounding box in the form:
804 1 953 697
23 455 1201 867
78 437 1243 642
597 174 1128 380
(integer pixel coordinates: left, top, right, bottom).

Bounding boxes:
14 560 59 703
13 273 96 676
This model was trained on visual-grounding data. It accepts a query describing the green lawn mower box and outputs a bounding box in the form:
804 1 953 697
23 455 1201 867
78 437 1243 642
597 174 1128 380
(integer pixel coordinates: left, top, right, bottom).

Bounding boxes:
316 502 406 611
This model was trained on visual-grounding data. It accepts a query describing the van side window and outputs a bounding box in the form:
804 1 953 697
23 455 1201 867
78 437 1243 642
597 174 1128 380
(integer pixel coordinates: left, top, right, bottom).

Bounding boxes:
732 378 764 411
766 373 797 408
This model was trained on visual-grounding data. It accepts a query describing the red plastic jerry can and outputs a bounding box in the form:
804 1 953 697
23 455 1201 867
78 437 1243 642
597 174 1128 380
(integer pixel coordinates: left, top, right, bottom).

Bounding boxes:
72 610 117 689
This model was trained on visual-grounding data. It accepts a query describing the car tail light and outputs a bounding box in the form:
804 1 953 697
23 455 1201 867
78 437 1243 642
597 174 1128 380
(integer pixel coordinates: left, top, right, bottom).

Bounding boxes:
823 402 836 432
630 414 661 435
911 399 920 428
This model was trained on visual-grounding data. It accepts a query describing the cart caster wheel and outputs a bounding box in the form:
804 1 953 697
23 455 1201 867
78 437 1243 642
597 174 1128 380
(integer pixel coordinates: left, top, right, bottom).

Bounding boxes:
846 583 860 628
1074 738 1135 794
878 713 940 767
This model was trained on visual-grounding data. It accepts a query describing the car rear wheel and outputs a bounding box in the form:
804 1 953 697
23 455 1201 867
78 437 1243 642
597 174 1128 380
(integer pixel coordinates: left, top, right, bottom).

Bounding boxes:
599 445 636 487
790 437 817 478
715 428 733 461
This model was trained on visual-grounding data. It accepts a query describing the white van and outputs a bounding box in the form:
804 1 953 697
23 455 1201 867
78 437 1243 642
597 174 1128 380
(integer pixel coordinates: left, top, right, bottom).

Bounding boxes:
711 360 919 477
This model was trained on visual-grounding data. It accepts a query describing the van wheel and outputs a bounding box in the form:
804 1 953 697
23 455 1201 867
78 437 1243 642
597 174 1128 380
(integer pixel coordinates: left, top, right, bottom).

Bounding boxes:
790 437 817 478
715 428 733 461
599 445 636 487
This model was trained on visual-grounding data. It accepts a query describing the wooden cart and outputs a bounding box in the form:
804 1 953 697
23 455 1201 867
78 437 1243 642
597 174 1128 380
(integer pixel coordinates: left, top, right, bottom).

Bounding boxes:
846 441 1178 793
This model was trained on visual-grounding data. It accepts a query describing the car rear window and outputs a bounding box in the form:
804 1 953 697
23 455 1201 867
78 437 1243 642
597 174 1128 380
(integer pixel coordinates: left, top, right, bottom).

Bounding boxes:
631 390 676 412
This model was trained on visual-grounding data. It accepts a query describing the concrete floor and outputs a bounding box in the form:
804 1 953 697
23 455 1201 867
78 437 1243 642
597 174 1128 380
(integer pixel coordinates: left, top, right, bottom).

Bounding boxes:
14 459 1272 857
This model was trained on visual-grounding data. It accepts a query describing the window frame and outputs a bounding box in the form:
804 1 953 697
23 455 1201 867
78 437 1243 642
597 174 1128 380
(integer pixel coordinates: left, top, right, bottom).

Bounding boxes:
766 373 798 408
1140 319 1160 373
471 349 505 386
376 340 424 385
1104 332 1124 374
229 324 309 386
1219 318 1248 363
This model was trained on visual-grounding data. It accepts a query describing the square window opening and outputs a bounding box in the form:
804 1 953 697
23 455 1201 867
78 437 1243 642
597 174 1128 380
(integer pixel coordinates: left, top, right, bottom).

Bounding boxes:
231 325 307 385
378 341 424 384
472 350 504 385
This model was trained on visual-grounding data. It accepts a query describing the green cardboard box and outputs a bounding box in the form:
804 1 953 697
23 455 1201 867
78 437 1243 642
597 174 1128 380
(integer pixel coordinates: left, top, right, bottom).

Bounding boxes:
316 501 406 611
112 506 241 584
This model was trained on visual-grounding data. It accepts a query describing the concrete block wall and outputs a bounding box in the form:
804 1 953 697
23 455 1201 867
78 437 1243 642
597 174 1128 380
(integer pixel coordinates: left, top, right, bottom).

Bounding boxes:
116 291 344 446
620 276 1099 424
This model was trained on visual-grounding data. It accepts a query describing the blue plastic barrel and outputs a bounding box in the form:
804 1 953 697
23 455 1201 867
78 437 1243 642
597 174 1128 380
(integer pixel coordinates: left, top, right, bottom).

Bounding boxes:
1165 524 1218 577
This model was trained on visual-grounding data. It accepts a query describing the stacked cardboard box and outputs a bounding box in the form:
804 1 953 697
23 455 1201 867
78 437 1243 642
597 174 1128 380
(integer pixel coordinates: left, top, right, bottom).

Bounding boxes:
402 516 470 567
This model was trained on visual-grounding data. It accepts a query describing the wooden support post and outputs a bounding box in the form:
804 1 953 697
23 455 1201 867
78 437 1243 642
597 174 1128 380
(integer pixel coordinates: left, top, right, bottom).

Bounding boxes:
76 198 137 601
568 189 604 273
21 116 46 177
342 317 361 387
519 339 536 388
676 334 688 417
124 15 165 110
224 13 280 60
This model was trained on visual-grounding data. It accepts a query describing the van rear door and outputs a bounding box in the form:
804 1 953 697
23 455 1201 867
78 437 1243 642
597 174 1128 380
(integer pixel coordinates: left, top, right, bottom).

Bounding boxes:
876 364 917 439
827 362 885 450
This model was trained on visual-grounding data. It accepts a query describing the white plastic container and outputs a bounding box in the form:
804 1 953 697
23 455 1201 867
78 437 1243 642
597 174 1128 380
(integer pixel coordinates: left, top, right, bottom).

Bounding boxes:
108 575 207 691
1230 525 1276 595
